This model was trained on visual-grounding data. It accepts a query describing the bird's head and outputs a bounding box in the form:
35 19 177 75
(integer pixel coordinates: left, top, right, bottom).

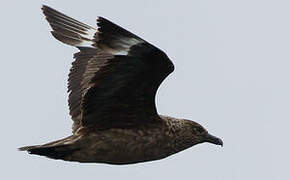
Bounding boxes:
185 120 223 147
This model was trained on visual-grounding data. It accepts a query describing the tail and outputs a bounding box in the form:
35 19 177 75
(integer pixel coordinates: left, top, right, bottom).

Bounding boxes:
19 136 80 160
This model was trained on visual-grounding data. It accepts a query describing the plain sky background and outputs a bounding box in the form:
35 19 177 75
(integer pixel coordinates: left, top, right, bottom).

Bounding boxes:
1 0 289 179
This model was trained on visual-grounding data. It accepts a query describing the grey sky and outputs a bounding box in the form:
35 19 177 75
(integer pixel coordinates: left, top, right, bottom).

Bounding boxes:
1 0 289 179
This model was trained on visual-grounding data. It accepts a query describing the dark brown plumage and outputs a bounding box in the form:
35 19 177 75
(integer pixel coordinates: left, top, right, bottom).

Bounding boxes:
19 5 223 164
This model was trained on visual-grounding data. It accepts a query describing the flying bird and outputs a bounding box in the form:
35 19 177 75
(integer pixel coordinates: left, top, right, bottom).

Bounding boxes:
19 5 223 164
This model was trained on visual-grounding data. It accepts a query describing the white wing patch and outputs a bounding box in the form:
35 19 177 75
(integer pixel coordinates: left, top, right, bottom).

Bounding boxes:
101 37 144 55
77 28 98 47
115 38 143 55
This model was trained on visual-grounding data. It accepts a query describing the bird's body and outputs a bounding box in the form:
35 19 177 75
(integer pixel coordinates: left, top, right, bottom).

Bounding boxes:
23 117 203 164
19 5 223 164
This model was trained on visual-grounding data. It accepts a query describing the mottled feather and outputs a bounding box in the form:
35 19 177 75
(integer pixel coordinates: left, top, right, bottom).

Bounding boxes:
18 6 222 164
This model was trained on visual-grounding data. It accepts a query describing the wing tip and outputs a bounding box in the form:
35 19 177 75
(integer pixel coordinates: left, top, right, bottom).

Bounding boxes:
41 4 57 16
42 5 96 47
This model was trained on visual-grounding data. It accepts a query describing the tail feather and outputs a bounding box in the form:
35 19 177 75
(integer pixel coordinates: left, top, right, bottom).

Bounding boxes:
18 145 39 151
19 135 80 160
19 144 79 160
19 145 77 159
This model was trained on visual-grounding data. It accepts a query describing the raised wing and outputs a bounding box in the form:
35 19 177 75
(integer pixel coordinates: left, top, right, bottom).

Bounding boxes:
42 6 174 132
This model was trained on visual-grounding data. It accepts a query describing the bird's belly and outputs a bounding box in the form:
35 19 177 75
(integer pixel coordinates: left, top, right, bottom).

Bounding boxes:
71 129 173 164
